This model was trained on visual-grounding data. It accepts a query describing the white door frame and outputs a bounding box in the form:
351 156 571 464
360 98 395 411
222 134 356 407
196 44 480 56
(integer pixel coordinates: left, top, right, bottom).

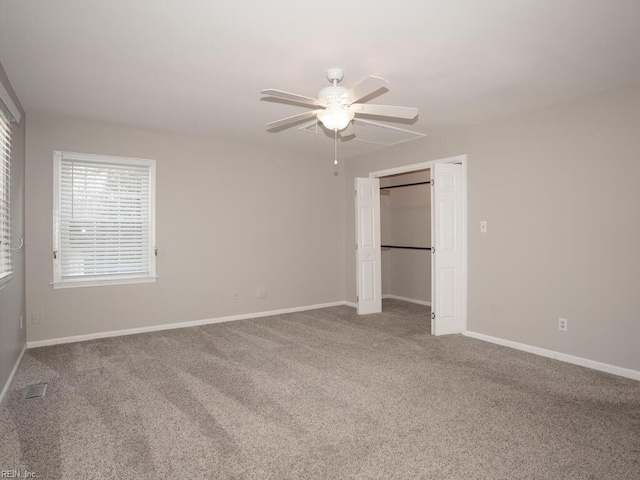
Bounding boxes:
367 154 468 334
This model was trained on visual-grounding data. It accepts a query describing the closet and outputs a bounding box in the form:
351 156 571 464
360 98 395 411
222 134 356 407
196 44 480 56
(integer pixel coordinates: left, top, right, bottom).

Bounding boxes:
380 169 431 307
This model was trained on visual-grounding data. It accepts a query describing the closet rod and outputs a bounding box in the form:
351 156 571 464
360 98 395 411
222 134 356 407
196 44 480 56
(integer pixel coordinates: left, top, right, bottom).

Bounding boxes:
380 181 430 190
381 245 431 250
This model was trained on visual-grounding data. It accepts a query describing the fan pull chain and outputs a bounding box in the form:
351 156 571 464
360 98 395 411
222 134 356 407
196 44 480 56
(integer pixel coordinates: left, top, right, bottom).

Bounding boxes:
334 129 338 165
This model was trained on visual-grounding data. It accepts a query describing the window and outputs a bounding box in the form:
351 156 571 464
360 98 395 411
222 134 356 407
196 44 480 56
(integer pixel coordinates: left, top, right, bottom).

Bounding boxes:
0 108 11 284
53 151 156 288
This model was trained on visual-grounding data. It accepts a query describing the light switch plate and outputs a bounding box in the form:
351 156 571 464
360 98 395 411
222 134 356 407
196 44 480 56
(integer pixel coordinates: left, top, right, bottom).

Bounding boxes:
480 221 488 233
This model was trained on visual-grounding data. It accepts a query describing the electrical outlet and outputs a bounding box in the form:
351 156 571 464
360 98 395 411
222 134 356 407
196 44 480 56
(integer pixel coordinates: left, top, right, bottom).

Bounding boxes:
31 314 41 325
480 220 488 233
257 287 267 299
232 291 239 301
20 315 23 329
558 317 568 331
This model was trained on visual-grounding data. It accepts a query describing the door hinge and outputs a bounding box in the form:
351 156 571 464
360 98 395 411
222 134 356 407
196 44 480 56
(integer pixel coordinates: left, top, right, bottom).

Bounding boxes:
154 247 158 256
431 312 435 320
432 246 435 254
355 243 358 250
53 250 57 259
357 296 359 302
430 179 434 186
355 189 357 196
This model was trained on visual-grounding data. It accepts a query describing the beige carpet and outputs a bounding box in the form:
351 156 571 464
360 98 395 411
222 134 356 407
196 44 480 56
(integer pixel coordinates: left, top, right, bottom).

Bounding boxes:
1 300 639 479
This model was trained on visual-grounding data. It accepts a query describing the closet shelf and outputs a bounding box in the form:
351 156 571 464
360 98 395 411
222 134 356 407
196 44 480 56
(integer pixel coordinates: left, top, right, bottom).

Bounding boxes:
381 245 431 250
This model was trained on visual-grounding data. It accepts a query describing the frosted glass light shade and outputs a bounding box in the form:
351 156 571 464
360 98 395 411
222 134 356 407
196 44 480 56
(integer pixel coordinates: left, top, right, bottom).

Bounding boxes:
317 105 354 131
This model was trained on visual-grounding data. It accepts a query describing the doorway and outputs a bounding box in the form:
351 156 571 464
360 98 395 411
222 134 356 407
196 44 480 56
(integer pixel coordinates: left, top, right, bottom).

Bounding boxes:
355 155 467 335
380 169 432 307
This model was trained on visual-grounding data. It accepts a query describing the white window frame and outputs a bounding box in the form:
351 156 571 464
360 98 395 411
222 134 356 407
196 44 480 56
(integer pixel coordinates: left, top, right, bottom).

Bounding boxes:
0 108 12 288
53 151 157 288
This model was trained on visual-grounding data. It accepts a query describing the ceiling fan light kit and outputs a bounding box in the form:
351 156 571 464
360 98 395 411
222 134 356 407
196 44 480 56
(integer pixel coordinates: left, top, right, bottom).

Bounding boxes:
261 68 422 163
317 104 355 131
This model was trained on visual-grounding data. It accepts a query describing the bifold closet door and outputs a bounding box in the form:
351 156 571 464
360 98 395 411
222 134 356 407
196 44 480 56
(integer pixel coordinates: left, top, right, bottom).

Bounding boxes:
432 163 464 335
355 177 382 314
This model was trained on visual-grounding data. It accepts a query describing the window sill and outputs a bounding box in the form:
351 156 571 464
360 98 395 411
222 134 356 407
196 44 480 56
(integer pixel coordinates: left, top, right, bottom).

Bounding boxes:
52 275 158 289
0 272 13 291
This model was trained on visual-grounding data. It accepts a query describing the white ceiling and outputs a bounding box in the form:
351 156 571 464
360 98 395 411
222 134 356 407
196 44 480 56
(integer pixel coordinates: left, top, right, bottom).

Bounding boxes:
2 0 640 158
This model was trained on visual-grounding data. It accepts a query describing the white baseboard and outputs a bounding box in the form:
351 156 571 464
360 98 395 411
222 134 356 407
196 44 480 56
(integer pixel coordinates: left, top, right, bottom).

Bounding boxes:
0 343 27 405
463 330 640 382
343 297 430 309
383 294 431 307
27 301 352 349
23 304 639 382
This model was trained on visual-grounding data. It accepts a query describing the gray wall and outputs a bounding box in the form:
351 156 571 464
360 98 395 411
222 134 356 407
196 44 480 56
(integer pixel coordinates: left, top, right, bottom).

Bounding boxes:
380 171 431 303
0 61 26 395
346 82 640 372
25 115 345 342
16 81 640 373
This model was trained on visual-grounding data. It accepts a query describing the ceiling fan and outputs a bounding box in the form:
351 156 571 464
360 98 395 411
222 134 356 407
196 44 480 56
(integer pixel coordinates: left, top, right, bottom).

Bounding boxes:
261 68 419 133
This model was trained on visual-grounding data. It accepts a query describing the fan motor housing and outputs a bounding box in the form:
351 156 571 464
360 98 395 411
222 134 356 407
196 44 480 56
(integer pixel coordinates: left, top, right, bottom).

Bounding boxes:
318 85 348 104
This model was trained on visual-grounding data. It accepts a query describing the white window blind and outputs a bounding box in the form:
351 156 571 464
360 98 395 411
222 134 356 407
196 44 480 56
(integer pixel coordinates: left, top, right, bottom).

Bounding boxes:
54 152 156 287
0 109 10 281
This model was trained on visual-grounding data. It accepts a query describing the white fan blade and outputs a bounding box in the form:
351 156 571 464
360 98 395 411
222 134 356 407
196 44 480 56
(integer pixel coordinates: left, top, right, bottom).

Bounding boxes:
266 110 322 129
340 76 389 104
349 103 418 119
261 89 323 107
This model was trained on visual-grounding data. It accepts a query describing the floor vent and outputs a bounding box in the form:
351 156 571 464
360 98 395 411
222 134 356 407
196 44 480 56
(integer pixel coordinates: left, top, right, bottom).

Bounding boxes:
24 383 48 399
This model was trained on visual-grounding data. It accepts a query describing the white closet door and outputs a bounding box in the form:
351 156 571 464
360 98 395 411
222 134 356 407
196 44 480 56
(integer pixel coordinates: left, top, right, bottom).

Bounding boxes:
355 177 382 314
432 163 464 335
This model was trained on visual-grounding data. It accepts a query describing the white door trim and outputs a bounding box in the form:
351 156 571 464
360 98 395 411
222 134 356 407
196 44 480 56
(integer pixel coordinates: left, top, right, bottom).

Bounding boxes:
368 155 468 333
368 155 466 179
